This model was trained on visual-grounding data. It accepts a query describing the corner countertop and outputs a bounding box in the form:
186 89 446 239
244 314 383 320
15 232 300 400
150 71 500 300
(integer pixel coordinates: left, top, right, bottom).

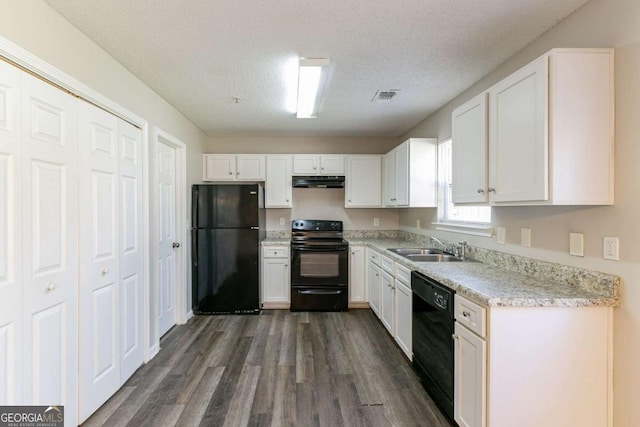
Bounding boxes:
348 238 619 309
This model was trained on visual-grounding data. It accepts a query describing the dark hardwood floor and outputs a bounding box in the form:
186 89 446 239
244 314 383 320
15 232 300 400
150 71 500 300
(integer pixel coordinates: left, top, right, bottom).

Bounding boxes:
82 309 451 427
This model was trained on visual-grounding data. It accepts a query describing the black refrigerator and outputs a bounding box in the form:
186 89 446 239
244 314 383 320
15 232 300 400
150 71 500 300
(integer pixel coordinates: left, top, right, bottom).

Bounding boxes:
191 184 265 314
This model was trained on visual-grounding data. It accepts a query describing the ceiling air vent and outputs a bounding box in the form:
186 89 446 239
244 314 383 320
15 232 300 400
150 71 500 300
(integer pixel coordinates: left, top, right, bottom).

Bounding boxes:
371 90 399 103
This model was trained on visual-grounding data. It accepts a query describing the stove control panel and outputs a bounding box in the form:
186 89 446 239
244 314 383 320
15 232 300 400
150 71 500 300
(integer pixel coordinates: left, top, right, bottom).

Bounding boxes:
292 219 343 232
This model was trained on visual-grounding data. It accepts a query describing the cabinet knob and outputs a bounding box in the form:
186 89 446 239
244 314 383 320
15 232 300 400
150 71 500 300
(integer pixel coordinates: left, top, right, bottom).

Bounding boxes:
286 199 289 202
228 172 233 175
313 166 317 170
101 268 109 276
477 188 484 194
236 172 239 175
348 199 351 202
462 311 471 317
488 187 496 193
451 334 458 341
46 282 56 292
284 264 288 268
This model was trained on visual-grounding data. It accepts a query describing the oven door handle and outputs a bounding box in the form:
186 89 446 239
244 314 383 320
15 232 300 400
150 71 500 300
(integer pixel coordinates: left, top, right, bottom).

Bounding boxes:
292 246 348 252
296 289 344 295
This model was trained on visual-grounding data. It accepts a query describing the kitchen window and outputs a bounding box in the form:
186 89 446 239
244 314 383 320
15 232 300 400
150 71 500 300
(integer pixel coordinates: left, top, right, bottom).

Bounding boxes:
437 139 491 227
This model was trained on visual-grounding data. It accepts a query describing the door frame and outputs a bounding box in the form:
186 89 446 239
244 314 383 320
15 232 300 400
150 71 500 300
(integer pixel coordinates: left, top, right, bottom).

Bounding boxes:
151 128 189 351
0 36 155 362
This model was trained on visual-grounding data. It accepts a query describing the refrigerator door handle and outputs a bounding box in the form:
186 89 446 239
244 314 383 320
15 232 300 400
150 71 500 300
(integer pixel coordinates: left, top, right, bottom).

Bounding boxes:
251 226 259 230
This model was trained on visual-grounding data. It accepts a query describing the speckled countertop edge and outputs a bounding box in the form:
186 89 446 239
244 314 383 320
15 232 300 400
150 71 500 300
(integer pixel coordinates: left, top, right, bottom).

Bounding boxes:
347 238 619 308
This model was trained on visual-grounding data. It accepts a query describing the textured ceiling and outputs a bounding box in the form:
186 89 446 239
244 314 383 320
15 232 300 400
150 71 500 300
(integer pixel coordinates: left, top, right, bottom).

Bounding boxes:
44 0 589 137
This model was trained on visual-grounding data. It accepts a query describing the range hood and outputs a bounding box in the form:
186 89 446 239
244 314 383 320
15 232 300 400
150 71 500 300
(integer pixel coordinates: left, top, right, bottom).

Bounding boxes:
292 176 345 188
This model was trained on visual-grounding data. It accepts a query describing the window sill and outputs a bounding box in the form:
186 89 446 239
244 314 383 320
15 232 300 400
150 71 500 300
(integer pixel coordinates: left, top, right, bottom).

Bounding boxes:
432 222 494 237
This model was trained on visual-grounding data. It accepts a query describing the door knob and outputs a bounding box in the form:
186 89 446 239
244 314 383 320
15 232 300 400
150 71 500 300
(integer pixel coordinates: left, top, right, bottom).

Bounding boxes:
172 242 181 248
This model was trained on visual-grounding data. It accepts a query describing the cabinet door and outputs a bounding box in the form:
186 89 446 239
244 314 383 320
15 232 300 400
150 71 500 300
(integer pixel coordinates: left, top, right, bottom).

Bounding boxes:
345 155 382 207
292 155 318 175
453 93 489 203
380 271 394 334
383 151 396 206
319 155 345 175
394 280 412 360
0 61 21 404
349 246 366 303
265 155 292 208
489 56 548 203
21 73 79 425
203 154 236 181
394 142 409 206
262 257 290 304
237 154 266 181
454 323 487 427
368 262 381 316
78 101 121 421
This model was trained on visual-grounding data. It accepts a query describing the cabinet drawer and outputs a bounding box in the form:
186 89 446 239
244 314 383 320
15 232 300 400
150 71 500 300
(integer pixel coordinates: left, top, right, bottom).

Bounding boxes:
395 263 411 286
381 255 394 275
455 295 487 338
263 247 289 258
369 250 381 266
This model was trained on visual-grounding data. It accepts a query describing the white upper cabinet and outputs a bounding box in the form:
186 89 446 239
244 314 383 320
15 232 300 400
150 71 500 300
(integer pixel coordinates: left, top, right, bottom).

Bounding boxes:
452 93 489 204
293 154 345 175
383 138 437 207
453 48 614 206
265 155 293 208
345 155 382 208
203 154 266 181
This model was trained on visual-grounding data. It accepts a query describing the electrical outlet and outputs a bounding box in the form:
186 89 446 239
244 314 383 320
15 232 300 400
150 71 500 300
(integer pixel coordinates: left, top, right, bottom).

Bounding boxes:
603 237 619 261
569 233 584 257
496 227 506 245
521 228 531 247
373 218 380 227
279 217 285 226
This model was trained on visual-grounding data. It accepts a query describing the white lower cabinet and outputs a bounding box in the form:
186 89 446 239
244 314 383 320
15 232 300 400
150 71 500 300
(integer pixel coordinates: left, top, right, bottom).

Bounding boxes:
261 246 290 309
380 270 395 334
394 279 412 360
454 321 486 427
454 294 612 427
349 245 367 306
367 252 382 316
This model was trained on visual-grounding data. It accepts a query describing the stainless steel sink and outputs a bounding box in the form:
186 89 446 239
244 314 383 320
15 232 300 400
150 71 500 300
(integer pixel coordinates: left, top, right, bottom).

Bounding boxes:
387 247 462 262
388 247 445 256
404 253 462 262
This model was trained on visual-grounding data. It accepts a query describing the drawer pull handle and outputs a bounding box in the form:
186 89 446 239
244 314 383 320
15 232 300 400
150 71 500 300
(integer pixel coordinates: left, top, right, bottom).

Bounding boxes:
462 311 471 317
46 282 56 292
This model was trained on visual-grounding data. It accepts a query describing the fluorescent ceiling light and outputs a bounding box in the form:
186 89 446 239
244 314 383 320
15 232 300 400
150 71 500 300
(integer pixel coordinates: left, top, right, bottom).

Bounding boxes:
296 58 330 118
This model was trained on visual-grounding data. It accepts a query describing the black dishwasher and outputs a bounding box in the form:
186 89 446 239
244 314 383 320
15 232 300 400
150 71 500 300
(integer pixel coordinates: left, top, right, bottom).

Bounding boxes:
412 271 455 421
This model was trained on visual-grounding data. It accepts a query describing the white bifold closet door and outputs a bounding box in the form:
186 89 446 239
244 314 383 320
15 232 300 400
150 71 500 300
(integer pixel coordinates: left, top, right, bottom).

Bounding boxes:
21 71 79 425
78 101 143 422
0 57 22 405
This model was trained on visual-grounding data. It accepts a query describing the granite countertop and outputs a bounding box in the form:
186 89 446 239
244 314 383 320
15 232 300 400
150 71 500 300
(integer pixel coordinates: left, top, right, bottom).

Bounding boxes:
261 237 291 246
347 238 619 308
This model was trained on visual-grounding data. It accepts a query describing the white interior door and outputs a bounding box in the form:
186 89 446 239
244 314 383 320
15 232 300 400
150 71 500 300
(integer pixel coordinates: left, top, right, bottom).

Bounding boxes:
78 101 120 421
21 72 79 426
118 119 143 383
0 60 22 405
157 140 177 337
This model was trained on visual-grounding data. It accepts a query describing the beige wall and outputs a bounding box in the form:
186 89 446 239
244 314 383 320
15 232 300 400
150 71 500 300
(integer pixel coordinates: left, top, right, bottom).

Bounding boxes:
207 135 400 154
0 0 208 188
266 188 399 231
402 0 640 424
209 135 402 231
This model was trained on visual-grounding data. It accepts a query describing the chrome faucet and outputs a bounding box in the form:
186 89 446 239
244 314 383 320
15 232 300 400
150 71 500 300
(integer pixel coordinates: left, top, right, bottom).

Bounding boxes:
429 236 452 253
429 236 468 260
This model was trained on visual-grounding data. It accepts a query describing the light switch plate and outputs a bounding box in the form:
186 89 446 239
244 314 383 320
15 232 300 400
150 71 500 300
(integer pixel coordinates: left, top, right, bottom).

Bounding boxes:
569 233 584 257
373 218 380 227
496 227 506 245
279 217 285 226
521 228 531 247
603 237 619 261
